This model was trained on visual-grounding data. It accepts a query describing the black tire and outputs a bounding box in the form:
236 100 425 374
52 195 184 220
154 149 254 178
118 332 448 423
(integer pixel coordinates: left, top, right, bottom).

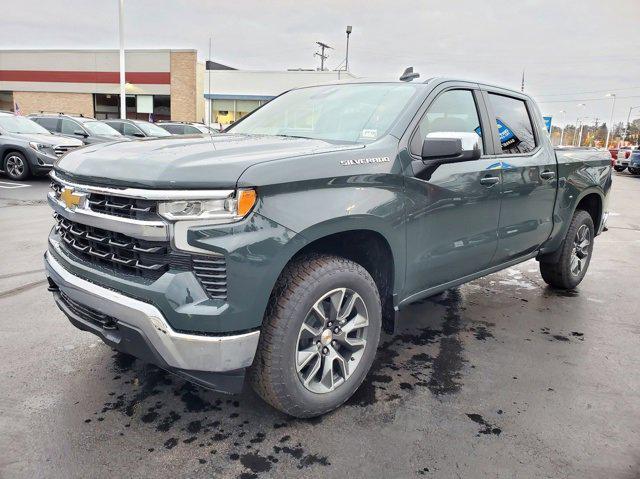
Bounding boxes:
540 210 594 289
4 151 30 181
613 166 626 172
249 254 382 418
629 167 640 175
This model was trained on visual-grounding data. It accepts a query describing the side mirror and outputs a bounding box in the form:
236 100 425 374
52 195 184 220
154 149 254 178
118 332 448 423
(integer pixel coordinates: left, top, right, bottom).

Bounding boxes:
133 132 145 138
74 130 88 138
421 132 481 164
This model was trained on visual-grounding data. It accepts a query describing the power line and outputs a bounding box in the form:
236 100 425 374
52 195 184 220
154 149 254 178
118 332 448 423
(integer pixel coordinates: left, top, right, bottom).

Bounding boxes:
537 95 640 104
536 85 640 97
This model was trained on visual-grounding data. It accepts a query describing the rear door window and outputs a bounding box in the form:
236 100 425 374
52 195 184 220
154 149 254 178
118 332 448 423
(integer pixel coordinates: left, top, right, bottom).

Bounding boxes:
123 122 141 136
160 124 183 134
183 125 202 134
487 93 537 155
35 117 60 132
106 121 124 134
61 119 82 135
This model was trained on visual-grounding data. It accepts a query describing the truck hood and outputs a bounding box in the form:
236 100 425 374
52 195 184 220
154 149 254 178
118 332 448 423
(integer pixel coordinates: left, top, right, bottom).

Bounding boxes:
55 133 363 188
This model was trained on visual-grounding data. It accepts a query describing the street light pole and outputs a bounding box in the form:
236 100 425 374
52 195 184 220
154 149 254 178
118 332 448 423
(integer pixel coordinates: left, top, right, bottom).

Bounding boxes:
559 110 566 146
605 93 616 149
118 0 126 119
345 26 352 72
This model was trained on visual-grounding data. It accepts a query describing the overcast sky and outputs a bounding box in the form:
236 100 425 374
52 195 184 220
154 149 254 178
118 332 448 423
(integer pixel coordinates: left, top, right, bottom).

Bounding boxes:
3 0 640 127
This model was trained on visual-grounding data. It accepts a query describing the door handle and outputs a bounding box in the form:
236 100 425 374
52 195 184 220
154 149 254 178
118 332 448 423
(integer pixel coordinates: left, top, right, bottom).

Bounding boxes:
540 170 556 180
480 176 500 186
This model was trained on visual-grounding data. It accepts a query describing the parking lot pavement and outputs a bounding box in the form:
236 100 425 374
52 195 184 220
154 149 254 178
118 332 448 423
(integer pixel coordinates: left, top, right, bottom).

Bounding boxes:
0 173 639 479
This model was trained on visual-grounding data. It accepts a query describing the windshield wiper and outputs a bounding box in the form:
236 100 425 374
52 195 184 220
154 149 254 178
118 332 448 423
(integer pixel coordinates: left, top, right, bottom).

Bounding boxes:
276 134 314 140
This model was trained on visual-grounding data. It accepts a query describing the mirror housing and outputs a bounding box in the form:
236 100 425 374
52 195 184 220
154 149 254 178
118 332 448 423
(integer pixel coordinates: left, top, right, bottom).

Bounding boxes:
421 131 481 164
133 132 145 138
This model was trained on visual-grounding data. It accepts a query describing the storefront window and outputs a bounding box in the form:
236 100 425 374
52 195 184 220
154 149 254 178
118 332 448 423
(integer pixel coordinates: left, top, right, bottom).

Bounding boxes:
211 99 264 126
93 94 171 121
0 91 15 112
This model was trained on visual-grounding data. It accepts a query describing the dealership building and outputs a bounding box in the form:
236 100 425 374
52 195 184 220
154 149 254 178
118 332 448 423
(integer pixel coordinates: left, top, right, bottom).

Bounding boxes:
0 49 355 124
0 49 205 121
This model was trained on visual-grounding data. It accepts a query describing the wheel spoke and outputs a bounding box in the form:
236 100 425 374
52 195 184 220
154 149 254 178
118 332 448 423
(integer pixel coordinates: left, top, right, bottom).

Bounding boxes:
302 355 322 386
338 292 358 322
328 288 346 323
297 346 320 372
319 354 335 390
300 322 321 337
341 312 368 335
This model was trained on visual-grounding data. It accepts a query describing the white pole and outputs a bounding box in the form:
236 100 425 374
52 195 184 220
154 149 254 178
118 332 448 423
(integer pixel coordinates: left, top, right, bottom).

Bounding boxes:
118 0 126 119
559 111 566 146
208 37 212 127
605 94 616 149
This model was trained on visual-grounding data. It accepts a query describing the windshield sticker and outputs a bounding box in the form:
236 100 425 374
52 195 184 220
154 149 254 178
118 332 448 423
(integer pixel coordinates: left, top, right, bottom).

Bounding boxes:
360 129 378 139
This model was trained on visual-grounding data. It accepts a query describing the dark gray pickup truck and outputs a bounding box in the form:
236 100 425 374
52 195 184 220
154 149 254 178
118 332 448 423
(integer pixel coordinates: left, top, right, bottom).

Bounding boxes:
44 78 611 417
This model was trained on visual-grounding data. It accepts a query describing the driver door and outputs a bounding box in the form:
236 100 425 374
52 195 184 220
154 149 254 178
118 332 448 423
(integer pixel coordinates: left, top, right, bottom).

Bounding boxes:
404 87 502 298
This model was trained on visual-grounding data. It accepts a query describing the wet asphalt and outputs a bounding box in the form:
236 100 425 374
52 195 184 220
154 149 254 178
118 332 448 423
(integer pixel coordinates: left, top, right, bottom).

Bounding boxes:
0 173 639 479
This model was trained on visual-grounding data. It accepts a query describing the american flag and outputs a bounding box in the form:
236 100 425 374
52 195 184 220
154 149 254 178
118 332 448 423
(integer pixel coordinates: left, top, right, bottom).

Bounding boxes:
13 101 21 115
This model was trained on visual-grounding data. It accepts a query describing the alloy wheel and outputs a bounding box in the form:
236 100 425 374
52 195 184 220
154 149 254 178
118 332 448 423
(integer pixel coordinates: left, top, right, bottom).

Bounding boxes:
295 288 369 394
6 155 25 178
570 224 590 276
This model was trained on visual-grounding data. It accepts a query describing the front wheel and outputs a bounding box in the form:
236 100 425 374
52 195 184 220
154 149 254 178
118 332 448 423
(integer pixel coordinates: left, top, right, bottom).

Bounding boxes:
628 167 640 175
4 152 30 181
249 254 381 418
540 210 594 289
613 166 626 172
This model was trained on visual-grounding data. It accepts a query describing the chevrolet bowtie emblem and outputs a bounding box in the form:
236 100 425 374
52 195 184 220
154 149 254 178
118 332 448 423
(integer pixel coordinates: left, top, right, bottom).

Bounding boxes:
60 187 84 209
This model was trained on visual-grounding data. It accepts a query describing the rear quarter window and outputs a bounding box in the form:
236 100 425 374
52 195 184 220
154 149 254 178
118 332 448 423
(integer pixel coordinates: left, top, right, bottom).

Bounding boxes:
34 117 60 132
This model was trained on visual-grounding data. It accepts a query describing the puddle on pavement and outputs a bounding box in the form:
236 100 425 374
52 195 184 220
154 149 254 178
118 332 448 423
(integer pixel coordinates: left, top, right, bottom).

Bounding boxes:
81 285 517 477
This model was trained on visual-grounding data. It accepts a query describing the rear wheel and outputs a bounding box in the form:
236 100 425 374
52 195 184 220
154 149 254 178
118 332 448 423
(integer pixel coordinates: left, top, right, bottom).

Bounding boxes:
4 152 30 181
629 167 640 175
540 210 594 289
613 166 626 172
249 254 381 418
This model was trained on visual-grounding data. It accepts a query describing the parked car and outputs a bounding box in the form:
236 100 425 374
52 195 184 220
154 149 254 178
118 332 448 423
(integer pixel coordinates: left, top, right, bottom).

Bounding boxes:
29 114 126 144
103 119 173 139
157 121 219 135
610 147 631 172
628 148 640 175
0 112 83 180
44 78 611 418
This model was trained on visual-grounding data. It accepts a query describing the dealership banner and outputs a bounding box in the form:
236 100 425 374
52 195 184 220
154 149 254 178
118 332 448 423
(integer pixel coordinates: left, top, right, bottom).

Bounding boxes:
543 116 552 133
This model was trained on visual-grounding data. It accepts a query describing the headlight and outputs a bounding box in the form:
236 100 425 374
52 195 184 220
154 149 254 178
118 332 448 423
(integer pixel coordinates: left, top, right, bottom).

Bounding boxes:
158 189 257 222
29 141 46 151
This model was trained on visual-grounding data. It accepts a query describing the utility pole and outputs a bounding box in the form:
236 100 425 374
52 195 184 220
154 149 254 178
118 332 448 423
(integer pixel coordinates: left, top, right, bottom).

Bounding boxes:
315 42 332 71
592 117 599 147
118 0 126 119
521 69 525 93
605 93 616 149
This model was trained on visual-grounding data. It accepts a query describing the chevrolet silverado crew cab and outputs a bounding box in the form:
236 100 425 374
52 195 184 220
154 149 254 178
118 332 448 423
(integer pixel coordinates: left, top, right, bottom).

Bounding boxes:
44 78 611 417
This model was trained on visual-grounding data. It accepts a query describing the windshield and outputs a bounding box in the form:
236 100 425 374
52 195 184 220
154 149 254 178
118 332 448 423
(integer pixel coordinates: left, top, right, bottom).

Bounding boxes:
135 121 172 137
0 115 51 135
83 121 121 136
228 83 418 143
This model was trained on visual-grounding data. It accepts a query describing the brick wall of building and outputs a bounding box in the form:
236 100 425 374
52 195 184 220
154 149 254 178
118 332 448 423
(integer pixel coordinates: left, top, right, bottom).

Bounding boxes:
12 91 94 117
170 51 197 122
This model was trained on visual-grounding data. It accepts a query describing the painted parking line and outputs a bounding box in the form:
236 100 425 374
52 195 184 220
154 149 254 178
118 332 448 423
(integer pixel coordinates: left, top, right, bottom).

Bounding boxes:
0 181 30 189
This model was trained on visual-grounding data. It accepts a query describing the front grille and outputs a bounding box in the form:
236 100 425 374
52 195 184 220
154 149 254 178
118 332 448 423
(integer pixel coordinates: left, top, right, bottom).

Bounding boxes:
55 213 175 280
59 290 118 330
54 214 228 298
54 145 80 158
50 179 158 221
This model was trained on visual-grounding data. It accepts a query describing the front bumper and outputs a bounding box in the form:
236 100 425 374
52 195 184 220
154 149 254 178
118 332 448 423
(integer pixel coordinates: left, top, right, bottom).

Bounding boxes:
44 250 260 392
